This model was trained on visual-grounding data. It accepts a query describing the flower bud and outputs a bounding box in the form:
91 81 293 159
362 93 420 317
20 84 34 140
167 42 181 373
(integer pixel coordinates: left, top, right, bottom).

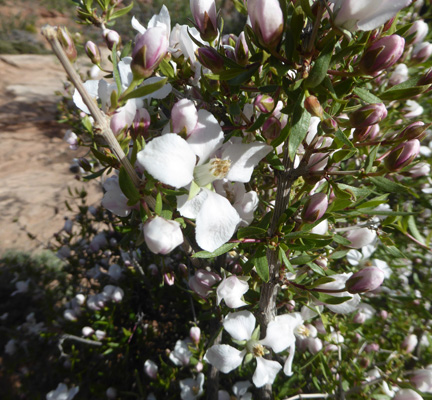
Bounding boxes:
353 125 375 142
64 130 78 150
143 216 183 255
400 122 429 141
103 29 121 50
349 103 387 129
409 162 430 178
406 20 429 45
131 27 168 79
57 27 77 62
262 116 281 143
346 267 385 293
196 46 225 73
417 68 432 86
235 31 249 65
353 312 366 324
171 99 198 134
82 326 94 337
411 42 432 64
85 41 101 65
131 108 151 139
402 334 418 353
144 359 158 379
304 96 324 119
190 0 218 42
385 139 420 172
393 389 424 400
359 35 405 74
255 94 275 114
247 0 284 49
302 193 328 223
188 269 221 297
410 368 432 392
344 227 376 249
95 330 106 340
390 63 409 86
321 117 338 134
189 326 201 344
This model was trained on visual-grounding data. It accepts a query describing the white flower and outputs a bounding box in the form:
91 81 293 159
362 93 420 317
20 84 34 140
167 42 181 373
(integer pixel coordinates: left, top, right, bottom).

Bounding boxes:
11 279 30 296
144 359 158 379
132 5 171 40
344 227 377 249
169 339 193 366
410 366 432 393
143 216 184 254
180 373 205 400
216 275 249 308
102 175 133 217
46 383 79 400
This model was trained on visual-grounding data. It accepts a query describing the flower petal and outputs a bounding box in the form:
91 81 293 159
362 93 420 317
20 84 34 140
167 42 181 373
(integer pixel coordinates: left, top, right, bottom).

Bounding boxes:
253 358 282 387
217 276 249 309
73 80 100 114
223 310 255 341
204 345 245 373
137 134 196 188
195 190 241 251
259 314 297 353
177 189 208 219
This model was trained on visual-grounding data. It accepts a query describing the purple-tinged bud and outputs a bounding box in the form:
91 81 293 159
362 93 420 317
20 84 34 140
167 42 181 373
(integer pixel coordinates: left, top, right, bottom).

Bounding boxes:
406 20 429 45
359 35 405 74
189 326 201 344
171 99 198 135
144 360 158 379
103 29 121 50
402 334 418 353
196 46 225 73
190 0 218 42
85 41 101 65
410 368 432 392
365 343 380 353
304 96 324 119
353 312 366 324
400 122 429 141
131 108 151 139
346 267 385 293
321 117 338 134
382 16 396 32
302 193 328 223
131 27 168 79
255 94 275 114
411 42 432 64
262 116 281 143
379 310 388 320
344 228 376 249
247 0 284 49
349 103 387 129
417 68 432 86
393 389 423 400
235 31 249 66
78 157 92 172
368 124 381 140
188 269 221 298
57 27 77 62
385 139 420 172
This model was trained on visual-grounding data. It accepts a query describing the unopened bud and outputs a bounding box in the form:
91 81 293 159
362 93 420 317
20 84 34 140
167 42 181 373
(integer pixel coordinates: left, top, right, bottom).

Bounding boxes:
189 326 201 344
131 108 151 139
365 343 380 353
103 29 121 50
349 103 387 129
406 20 429 45
262 116 281 143
58 27 77 62
412 42 432 64
196 46 225 73
304 96 323 119
385 139 420 171
85 41 101 65
321 117 338 134
359 35 405 75
255 94 275 114
144 359 158 379
302 193 328 223
417 68 432 86
401 334 418 353
400 122 429 141
346 267 385 293
78 157 92 172
235 31 249 65
410 368 432 392
190 0 218 42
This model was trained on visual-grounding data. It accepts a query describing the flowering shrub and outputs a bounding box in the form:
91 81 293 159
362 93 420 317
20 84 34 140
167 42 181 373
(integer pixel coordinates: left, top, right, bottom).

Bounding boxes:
4 0 432 399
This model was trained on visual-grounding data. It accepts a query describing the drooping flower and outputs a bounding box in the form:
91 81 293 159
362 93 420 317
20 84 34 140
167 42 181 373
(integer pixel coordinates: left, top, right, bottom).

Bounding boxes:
143 216 184 254
216 275 249 308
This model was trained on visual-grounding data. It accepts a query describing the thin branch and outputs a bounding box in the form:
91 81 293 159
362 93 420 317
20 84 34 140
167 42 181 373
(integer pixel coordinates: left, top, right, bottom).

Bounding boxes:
284 394 330 400
41 25 141 188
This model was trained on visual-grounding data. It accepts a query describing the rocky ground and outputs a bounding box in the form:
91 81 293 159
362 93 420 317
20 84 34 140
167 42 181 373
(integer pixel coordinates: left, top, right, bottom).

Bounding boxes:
0 53 102 254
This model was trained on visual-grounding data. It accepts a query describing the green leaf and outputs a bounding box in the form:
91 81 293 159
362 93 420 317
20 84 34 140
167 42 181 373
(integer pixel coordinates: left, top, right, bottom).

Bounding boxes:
159 58 175 78
111 43 122 94
289 92 311 160
380 84 430 100
332 149 356 163
121 77 168 101
334 128 355 149
307 277 335 289
119 166 140 204
90 147 118 166
299 0 313 19
278 247 295 273
353 87 382 104
228 63 260 85
83 167 108 181
154 192 162 216
290 254 318 265
408 215 425 244
333 234 352 246
305 37 336 88
315 293 352 305
253 245 269 282
357 194 389 209
110 1 134 20
270 118 290 148
237 226 267 239
192 243 238 258
308 262 326 276
364 145 380 173
369 176 415 196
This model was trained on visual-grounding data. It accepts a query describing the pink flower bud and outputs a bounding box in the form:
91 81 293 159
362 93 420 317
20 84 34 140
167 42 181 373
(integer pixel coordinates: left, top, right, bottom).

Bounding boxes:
188 269 221 297
63 130 78 150
103 29 121 50
365 343 380 353
171 99 198 134
302 193 328 223
379 310 388 320
85 41 101 65
131 27 168 79
196 46 225 73
400 122 428 141
412 42 432 64
393 389 424 400
304 96 324 119
143 217 183 255
307 338 323 354
344 227 376 249
385 139 420 172
354 125 380 142
406 20 429 45
247 0 284 49
410 368 432 392
255 94 275 114
131 108 151 139
390 64 409 86
321 117 338 134
346 267 385 293
262 116 281 143
349 103 387 129
190 0 218 41
58 27 77 62
189 326 201 344
144 359 158 379
360 35 405 74
235 31 249 65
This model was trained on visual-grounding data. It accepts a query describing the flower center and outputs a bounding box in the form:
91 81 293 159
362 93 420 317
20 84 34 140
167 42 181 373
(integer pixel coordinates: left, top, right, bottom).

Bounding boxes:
296 324 310 337
252 343 265 357
193 158 232 186
192 385 200 395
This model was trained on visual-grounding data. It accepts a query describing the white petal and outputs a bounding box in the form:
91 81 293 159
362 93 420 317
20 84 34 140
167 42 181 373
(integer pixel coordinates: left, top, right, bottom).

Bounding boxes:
141 76 172 100
326 293 361 314
131 16 146 34
147 5 171 38
118 57 133 88
283 344 296 376
217 276 249 309
187 110 224 164
259 314 297 353
137 134 196 188
253 358 282 388
204 345 245 373
223 141 273 183
73 80 100 114
195 190 241 251
223 310 255 341
177 189 208 219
